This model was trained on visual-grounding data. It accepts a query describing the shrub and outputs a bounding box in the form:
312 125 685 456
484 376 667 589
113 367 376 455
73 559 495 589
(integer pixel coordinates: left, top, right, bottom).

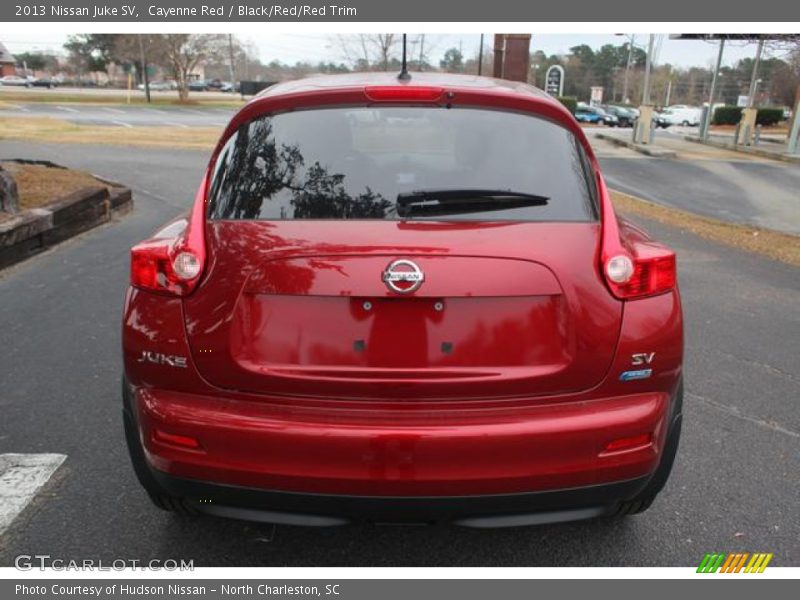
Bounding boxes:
712 106 742 125
557 96 577 115
756 108 783 126
712 105 786 127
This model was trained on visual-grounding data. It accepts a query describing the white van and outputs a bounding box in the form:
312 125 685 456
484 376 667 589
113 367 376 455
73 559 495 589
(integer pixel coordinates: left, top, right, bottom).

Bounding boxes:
656 106 703 127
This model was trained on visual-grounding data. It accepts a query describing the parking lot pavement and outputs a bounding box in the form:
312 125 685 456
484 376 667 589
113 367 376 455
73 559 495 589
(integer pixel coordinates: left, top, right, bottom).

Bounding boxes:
589 131 800 235
0 102 237 129
0 141 797 567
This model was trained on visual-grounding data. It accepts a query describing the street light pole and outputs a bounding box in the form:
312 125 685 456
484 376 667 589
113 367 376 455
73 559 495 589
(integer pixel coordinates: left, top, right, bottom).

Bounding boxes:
642 33 655 106
747 39 764 109
701 38 725 140
622 34 635 104
633 34 656 145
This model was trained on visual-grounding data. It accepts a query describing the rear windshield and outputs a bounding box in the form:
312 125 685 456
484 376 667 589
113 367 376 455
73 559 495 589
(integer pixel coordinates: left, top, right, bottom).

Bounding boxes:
207 107 597 221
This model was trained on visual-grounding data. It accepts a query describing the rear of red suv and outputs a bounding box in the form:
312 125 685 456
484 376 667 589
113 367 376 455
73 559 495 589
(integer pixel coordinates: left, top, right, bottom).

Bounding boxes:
122 73 683 527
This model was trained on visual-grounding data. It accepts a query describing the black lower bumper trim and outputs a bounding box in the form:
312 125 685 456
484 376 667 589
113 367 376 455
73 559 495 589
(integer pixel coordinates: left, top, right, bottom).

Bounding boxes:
151 470 651 528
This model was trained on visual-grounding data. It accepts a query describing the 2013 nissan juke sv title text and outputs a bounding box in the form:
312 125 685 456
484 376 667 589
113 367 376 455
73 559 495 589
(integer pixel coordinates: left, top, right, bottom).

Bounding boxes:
121 72 683 527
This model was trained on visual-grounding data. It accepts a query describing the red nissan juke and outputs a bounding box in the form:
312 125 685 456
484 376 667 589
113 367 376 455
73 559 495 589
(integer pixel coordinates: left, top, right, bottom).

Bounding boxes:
122 72 683 527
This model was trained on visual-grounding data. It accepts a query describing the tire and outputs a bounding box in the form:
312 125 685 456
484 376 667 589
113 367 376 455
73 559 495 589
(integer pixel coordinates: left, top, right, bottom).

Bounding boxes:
613 379 683 516
681 120 690 127
122 376 198 515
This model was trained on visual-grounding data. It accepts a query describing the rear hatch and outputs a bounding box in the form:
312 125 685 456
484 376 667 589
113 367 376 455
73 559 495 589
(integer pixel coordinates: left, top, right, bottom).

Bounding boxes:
183 103 622 400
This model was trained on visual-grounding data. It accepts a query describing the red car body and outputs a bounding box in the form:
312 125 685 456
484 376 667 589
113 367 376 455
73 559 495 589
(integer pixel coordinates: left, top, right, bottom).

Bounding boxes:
122 73 683 527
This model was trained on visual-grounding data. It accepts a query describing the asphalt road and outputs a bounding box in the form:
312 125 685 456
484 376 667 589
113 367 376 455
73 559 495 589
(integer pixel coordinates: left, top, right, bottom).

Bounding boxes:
2 102 236 128
0 141 798 567
590 131 800 235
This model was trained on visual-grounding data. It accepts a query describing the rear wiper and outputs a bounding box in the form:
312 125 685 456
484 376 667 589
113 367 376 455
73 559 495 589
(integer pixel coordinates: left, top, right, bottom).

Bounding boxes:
396 189 549 218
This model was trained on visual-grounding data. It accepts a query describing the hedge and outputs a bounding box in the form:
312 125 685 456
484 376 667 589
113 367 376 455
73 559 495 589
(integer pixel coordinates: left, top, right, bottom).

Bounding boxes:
712 106 785 127
557 96 577 115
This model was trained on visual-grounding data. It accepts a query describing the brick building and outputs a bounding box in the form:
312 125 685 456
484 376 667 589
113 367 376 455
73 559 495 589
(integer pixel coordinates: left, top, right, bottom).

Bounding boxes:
0 41 17 77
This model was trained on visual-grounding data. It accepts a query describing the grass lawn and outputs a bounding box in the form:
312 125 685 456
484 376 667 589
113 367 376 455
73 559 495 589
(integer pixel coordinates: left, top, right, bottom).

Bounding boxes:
0 116 219 150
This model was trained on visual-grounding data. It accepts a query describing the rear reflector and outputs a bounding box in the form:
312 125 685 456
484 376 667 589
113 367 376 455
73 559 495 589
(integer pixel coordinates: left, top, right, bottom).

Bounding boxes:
153 429 201 450
603 433 652 453
364 86 443 102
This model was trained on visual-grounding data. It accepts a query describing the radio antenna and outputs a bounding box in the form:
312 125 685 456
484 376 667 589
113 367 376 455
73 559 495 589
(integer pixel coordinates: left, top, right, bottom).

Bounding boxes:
398 34 411 81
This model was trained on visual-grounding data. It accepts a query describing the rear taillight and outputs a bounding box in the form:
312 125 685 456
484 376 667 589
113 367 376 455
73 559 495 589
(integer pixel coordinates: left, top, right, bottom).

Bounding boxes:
604 252 676 299
131 238 204 296
131 179 207 296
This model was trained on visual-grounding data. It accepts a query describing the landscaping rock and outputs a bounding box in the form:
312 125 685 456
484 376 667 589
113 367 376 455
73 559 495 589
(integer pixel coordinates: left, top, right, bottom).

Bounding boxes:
0 165 20 214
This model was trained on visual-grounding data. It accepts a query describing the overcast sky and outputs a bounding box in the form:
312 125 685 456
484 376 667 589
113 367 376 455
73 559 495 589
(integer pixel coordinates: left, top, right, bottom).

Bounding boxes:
2 33 775 69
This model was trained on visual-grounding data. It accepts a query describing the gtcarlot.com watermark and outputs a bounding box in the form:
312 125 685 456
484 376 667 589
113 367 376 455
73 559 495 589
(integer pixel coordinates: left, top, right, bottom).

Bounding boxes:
14 554 194 571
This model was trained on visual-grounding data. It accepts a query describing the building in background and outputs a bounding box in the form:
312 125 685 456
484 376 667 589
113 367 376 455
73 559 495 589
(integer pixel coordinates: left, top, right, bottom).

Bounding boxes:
0 41 17 76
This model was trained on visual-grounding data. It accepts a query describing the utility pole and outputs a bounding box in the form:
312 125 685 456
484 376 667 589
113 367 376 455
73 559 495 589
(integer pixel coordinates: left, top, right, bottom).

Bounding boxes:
137 35 150 103
664 79 672 107
478 33 484 76
228 34 236 86
418 34 425 70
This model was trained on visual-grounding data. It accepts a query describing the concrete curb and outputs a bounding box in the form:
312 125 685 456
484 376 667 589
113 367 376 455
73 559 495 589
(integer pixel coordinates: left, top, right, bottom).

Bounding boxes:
594 133 677 158
0 162 132 270
683 136 800 164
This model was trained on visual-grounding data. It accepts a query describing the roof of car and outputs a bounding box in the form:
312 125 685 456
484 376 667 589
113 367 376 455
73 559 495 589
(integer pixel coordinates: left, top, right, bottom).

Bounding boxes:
255 71 555 103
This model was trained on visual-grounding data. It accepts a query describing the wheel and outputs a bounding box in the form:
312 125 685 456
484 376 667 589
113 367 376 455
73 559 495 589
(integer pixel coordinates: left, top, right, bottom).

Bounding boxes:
613 379 683 516
681 120 690 127
122 375 198 515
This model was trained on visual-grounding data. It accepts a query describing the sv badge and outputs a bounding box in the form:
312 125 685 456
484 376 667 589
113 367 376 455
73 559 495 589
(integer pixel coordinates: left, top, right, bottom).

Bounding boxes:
137 351 188 368
631 352 655 366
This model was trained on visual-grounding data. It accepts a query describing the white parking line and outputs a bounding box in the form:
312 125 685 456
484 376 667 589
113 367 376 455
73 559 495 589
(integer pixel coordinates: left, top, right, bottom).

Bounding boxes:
0 453 66 535
5 103 30 112
111 120 133 128
103 107 126 114
164 121 189 128
177 108 204 115
56 105 79 113
142 108 167 115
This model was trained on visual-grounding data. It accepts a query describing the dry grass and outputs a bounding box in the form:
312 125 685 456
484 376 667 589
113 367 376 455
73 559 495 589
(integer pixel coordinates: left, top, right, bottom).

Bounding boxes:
1 161 106 210
610 190 800 267
0 116 219 150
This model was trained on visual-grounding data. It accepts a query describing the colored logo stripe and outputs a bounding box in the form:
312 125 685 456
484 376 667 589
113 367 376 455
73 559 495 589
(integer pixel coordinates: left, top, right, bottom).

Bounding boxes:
697 553 773 573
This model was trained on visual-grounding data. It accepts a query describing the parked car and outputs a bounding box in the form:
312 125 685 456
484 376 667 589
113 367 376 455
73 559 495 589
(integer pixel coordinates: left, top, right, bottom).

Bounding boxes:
0 75 32 87
601 105 636 127
188 79 210 92
29 77 59 88
123 72 683 527
656 106 702 128
575 104 619 126
137 80 175 92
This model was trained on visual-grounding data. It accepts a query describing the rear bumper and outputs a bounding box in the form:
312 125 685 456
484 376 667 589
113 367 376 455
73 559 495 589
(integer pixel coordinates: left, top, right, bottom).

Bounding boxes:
151 469 651 527
132 385 671 498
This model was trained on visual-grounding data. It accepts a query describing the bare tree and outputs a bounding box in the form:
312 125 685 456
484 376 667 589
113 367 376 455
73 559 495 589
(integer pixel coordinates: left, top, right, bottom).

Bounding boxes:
160 34 228 101
335 34 398 71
